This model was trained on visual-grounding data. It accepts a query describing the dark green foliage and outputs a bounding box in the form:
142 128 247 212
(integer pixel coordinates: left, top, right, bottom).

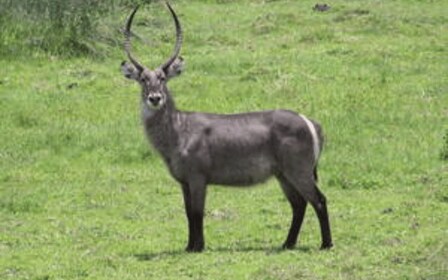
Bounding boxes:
0 0 165 57
0 0 153 57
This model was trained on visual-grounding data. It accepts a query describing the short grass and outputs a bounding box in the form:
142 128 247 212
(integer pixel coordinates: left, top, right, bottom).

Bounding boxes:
1 0 447 279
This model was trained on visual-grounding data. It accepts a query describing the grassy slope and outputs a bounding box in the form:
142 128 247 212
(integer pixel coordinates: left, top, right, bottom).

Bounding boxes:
1 0 447 279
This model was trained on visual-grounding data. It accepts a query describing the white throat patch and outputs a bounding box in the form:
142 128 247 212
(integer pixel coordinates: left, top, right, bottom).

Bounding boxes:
142 103 157 119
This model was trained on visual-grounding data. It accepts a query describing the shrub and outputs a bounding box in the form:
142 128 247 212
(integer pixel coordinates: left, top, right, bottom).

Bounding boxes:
0 0 159 57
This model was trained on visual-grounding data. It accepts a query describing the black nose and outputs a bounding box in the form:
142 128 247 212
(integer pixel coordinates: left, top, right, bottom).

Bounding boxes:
149 96 161 105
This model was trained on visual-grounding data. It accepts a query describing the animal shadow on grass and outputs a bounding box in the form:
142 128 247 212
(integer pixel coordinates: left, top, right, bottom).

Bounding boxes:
134 245 313 261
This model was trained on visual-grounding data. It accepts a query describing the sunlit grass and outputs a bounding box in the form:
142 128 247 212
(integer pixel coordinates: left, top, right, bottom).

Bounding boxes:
1 0 447 279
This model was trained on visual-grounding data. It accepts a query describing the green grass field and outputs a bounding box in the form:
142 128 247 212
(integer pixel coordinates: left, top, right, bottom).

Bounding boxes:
1 0 447 279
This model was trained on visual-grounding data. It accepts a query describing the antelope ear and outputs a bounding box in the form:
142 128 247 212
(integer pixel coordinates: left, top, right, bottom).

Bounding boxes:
121 61 140 80
165 56 184 79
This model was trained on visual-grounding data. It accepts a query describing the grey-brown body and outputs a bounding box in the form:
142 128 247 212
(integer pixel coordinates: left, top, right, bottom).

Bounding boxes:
121 2 332 252
145 107 321 187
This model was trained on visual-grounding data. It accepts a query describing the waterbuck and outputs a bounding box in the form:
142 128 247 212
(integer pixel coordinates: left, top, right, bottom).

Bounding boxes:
120 2 333 252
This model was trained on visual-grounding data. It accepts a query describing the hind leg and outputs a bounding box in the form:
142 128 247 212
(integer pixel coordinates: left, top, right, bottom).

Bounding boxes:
276 174 307 249
283 169 333 249
309 186 333 249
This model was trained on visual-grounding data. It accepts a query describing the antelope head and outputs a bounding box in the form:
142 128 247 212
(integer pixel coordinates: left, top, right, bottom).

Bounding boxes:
121 3 184 110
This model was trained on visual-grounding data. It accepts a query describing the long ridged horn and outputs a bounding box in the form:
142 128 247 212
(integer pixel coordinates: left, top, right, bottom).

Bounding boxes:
161 2 183 72
124 5 144 73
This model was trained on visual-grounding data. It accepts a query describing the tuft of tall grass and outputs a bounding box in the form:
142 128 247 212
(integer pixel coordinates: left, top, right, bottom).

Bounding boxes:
440 129 448 161
0 0 158 58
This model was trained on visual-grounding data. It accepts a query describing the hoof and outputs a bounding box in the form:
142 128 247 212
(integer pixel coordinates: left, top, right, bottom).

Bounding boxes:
320 242 333 250
282 242 296 250
185 244 204 253
186 247 204 253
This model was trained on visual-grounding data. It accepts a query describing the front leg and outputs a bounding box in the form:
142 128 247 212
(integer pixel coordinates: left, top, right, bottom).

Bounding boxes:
181 183 194 251
181 176 207 252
